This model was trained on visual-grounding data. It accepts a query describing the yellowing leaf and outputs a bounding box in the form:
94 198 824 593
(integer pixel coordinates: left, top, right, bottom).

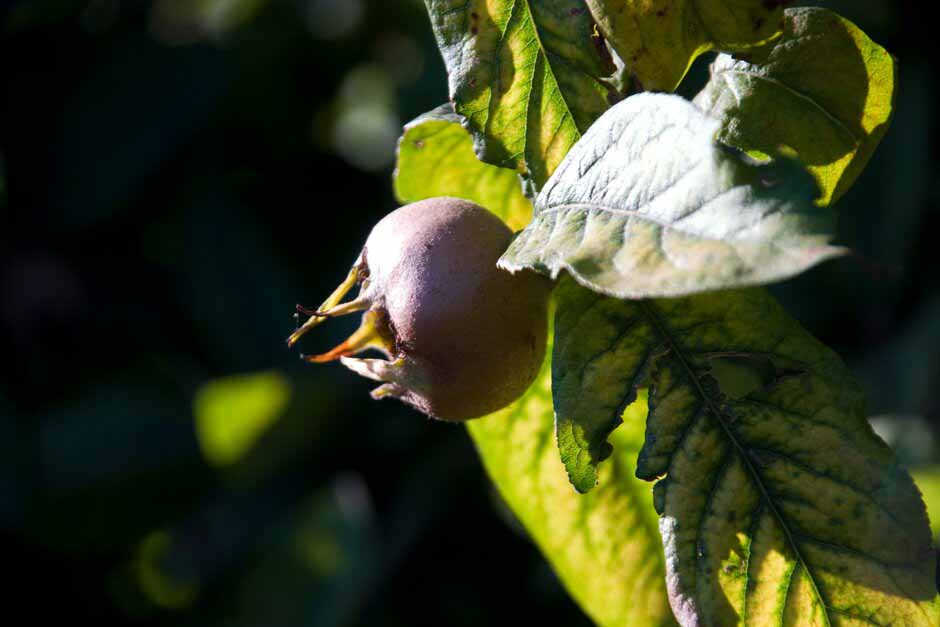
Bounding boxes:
193 371 291 468
468 340 676 626
425 0 621 188
694 8 897 205
586 0 784 92
551 277 940 625
394 105 533 230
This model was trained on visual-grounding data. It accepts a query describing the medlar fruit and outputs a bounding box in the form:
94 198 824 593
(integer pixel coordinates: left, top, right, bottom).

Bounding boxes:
288 197 551 422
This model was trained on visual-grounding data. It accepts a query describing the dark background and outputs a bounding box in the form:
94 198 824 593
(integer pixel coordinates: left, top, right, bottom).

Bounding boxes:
0 1 936 625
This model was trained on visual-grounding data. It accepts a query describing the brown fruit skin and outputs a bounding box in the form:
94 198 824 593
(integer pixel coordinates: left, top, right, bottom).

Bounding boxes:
363 197 552 421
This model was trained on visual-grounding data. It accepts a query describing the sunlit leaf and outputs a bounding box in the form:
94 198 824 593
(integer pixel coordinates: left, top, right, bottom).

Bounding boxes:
194 371 292 468
468 335 676 627
586 0 784 92
911 467 940 540
424 0 622 188
551 276 940 625
694 8 897 205
394 105 533 230
499 93 842 299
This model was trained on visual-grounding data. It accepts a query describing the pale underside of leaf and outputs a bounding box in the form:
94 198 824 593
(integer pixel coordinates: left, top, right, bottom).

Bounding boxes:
551 277 940 626
424 0 619 188
394 105 533 230
586 0 784 92
499 93 844 299
694 8 897 205
468 332 677 627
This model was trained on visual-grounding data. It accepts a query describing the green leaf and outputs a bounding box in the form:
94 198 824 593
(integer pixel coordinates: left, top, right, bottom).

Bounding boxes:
694 8 897 205
394 105 533 230
551 276 940 625
586 0 784 92
194 370 292 468
468 337 676 627
911 466 940 540
192 371 341 483
424 0 620 188
499 93 843 299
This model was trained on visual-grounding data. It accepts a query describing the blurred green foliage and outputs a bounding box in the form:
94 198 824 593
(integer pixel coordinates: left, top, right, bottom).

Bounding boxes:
1 0 938 624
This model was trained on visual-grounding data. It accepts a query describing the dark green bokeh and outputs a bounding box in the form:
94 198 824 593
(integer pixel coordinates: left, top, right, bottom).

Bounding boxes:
0 1 937 624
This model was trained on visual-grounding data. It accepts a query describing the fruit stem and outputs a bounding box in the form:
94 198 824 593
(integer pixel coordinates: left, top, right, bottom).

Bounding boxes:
320 298 370 317
286 260 363 347
303 309 394 363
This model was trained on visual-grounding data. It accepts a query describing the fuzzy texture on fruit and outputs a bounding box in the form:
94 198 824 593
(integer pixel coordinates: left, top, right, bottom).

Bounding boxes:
302 197 552 421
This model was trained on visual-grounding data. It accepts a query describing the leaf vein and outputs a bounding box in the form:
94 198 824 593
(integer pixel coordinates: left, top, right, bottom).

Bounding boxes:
638 300 833 627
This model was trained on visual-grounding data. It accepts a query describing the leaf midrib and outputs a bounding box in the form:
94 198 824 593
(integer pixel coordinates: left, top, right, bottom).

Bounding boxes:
637 299 832 627
484 0 583 184
521 0 582 185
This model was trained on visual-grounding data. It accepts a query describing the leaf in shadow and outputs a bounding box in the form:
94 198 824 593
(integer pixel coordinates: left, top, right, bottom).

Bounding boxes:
60 36 229 226
30 370 205 550
694 8 897 205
